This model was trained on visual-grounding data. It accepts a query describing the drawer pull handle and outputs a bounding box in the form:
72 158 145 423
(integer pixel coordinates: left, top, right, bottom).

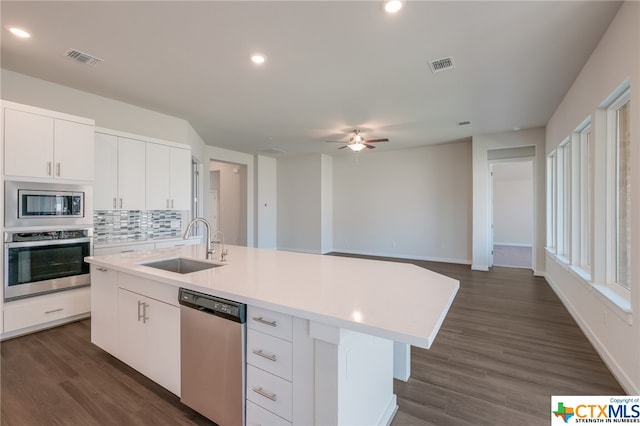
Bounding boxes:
96 267 108 272
252 386 277 402
252 349 277 362
45 308 64 315
252 316 277 327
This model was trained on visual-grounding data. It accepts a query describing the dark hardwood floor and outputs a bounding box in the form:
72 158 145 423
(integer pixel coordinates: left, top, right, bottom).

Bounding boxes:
1 259 624 426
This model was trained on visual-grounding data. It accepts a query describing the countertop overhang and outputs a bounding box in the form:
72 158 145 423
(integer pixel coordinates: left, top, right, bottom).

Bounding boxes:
86 245 459 349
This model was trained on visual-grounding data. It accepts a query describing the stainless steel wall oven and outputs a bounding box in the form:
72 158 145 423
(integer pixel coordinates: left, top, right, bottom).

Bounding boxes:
4 229 92 301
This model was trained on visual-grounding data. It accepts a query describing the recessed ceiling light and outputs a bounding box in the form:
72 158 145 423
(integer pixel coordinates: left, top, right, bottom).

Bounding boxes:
513 127 521 131
8 27 31 39
251 53 266 65
384 0 403 13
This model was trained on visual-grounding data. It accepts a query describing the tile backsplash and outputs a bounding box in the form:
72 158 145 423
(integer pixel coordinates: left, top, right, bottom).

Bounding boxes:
94 210 182 245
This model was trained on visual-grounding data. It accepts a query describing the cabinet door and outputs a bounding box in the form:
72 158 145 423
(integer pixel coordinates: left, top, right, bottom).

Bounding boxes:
145 143 171 210
54 119 94 181
4 108 54 178
117 137 146 210
169 147 192 210
94 133 119 210
145 298 181 396
90 266 119 355
117 288 147 373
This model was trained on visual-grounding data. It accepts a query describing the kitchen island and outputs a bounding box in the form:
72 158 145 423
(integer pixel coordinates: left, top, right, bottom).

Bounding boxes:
87 245 459 426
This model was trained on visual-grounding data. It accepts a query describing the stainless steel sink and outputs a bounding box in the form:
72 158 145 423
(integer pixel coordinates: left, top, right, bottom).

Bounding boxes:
141 258 224 274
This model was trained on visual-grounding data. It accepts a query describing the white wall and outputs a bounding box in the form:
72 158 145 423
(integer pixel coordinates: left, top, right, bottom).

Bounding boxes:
472 128 546 273
277 154 324 253
256 155 277 249
545 1 639 394
332 141 472 264
492 162 534 245
2 69 190 147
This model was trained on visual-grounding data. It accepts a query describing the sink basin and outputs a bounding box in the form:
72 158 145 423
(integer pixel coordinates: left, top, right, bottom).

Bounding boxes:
141 258 224 274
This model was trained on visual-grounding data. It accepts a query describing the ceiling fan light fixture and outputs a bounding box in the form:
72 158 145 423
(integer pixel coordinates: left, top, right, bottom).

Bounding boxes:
384 0 403 13
349 142 366 152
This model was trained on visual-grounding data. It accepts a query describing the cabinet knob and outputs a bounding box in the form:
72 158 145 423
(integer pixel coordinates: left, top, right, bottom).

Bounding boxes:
47 161 52 176
56 162 61 177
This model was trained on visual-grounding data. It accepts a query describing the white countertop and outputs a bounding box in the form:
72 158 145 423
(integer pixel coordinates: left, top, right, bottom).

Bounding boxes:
86 245 459 348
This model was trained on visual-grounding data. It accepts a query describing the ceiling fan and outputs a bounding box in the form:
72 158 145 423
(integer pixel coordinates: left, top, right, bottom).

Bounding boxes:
325 129 389 152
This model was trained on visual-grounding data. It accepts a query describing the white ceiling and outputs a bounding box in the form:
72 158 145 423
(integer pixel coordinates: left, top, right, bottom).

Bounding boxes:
1 1 621 157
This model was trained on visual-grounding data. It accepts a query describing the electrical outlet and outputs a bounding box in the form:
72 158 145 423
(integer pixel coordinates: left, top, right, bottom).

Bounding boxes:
392 241 397 248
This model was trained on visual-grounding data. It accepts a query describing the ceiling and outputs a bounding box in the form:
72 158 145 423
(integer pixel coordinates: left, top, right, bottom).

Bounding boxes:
1 1 621 157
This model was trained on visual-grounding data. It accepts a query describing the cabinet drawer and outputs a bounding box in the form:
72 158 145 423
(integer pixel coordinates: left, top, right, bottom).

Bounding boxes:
93 243 155 256
118 273 179 307
247 365 293 422
247 306 292 342
3 287 90 333
246 400 291 426
247 329 293 381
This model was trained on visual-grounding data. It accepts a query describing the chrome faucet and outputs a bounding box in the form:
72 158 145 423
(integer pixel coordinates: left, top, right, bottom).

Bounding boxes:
183 218 214 260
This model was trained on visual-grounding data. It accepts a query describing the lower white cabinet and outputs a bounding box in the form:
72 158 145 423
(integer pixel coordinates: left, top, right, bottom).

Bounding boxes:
90 269 181 396
90 266 118 355
112 288 180 396
3 286 90 335
116 287 180 396
246 306 300 425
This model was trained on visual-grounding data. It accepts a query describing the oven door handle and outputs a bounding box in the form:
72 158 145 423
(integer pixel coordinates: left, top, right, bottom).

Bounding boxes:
5 237 91 249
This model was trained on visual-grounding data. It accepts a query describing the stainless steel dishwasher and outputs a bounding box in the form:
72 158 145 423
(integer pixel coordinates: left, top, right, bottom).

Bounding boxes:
178 287 246 426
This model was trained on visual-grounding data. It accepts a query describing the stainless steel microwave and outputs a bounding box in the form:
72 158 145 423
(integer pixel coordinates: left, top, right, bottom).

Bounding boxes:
4 181 93 228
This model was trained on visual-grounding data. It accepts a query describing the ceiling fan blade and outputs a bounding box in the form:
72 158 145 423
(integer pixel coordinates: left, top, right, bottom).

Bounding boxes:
338 145 348 149
325 140 347 143
365 144 376 149
364 138 388 143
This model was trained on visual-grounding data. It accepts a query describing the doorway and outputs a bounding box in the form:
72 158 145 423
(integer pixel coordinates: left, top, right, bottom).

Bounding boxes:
490 160 534 269
209 161 247 246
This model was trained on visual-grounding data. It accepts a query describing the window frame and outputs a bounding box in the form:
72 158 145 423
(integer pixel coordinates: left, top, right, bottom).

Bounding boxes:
605 88 631 297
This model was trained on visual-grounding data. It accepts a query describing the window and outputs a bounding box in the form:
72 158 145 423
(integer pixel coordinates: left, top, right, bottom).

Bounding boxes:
547 151 557 252
607 89 631 291
553 139 570 261
610 91 631 289
560 140 571 260
577 121 592 273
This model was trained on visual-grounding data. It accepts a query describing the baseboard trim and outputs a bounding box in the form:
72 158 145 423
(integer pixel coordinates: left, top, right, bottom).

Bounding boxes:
471 264 489 271
329 249 471 265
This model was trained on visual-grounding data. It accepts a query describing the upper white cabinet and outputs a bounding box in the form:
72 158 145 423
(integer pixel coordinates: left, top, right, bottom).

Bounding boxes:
94 133 146 210
94 127 190 211
145 143 191 210
118 137 146 210
3 102 95 182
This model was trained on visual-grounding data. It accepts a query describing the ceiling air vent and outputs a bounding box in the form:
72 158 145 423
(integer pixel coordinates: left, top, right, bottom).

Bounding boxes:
64 49 103 66
428 56 455 73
